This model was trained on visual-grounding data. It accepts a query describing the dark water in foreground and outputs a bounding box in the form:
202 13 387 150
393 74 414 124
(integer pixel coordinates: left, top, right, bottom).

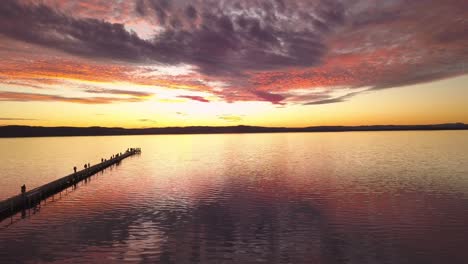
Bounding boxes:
0 131 467 263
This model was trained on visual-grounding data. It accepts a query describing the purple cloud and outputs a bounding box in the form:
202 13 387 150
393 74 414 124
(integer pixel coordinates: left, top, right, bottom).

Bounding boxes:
178 95 210 103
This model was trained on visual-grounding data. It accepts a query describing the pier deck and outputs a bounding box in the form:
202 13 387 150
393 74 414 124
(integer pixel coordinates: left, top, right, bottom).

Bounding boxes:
0 148 141 221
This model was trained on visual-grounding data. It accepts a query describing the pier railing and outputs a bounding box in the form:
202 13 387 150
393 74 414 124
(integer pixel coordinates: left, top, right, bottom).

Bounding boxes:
0 148 141 221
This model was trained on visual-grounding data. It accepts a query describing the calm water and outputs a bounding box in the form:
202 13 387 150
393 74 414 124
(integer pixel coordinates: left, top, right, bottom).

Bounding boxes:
0 131 467 263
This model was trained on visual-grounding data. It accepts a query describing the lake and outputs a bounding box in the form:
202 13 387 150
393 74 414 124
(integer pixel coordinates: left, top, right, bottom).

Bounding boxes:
1 131 467 263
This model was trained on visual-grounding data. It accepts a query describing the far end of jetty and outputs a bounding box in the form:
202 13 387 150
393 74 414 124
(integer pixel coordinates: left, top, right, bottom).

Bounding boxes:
0 148 141 222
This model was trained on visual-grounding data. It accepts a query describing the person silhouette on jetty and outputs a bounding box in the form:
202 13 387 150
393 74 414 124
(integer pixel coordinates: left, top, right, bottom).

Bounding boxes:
21 184 26 194
84 164 87 169
73 166 77 173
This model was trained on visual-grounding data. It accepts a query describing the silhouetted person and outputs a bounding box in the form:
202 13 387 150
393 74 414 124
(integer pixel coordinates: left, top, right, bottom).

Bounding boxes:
21 184 26 194
73 166 77 173
84 164 87 169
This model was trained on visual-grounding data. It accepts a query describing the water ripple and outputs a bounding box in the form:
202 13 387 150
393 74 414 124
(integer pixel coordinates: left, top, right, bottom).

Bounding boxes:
1 132 468 263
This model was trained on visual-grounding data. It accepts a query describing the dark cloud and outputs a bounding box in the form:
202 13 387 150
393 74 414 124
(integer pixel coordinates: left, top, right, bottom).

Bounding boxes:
185 5 197 20
251 90 285 105
274 0 286 10
135 0 148 16
0 0 330 76
177 95 210 103
0 0 156 62
303 97 344 106
303 89 372 105
147 0 172 25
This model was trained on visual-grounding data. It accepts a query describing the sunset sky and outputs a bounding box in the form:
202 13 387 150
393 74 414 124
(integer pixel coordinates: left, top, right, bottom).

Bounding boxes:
0 0 467 128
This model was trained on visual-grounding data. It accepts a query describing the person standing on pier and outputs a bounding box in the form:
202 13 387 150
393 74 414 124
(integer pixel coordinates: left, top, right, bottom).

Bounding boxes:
21 184 26 194
73 166 77 173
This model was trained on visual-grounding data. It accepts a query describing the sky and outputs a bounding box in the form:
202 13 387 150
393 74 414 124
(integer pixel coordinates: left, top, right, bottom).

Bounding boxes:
0 0 467 128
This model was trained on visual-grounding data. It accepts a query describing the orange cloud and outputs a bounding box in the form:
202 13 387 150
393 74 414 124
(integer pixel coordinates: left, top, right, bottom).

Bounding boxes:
0 58 211 92
0 91 145 104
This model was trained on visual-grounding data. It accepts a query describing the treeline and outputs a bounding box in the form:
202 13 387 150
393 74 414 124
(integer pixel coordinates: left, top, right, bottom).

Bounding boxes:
0 123 467 138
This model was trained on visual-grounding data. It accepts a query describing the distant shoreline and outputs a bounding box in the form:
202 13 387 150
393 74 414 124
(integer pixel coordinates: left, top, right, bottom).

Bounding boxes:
0 123 467 138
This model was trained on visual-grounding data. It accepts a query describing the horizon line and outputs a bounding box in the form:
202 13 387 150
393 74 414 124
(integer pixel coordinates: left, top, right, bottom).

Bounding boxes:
1 122 466 130
0 123 467 138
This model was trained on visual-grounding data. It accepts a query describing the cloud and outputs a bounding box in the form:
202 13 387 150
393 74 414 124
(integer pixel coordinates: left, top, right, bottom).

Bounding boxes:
251 90 285 105
177 95 210 103
0 0 154 62
0 117 39 121
304 91 364 105
218 115 243 122
0 80 46 90
0 59 211 93
83 88 153 97
0 0 466 105
0 0 330 74
138 118 157 123
185 5 198 20
0 91 145 104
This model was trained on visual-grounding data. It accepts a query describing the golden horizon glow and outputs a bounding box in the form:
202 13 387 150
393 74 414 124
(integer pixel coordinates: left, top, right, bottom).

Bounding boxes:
1 74 467 128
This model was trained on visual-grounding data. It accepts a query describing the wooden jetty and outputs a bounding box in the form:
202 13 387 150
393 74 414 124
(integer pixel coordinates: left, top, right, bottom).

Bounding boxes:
0 148 141 221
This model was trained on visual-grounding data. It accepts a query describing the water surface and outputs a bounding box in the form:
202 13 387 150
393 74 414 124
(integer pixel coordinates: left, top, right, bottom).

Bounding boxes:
1 131 467 263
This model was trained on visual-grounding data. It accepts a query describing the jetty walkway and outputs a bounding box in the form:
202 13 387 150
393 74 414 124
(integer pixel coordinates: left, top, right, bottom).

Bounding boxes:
0 148 141 221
